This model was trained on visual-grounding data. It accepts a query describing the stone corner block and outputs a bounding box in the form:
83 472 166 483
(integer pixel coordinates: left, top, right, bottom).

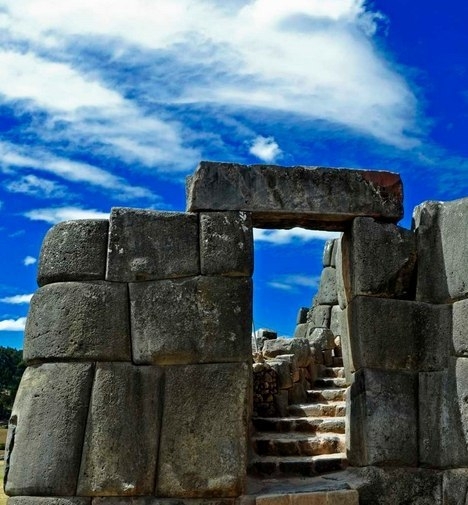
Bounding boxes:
38 219 109 286
24 282 131 364
262 338 311 368
313 267 337 306
200 211 253 276
156 362 250 498
106 207 199 282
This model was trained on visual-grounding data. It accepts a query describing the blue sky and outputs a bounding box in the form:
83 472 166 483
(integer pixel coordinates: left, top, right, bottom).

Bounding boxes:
1 0 467 349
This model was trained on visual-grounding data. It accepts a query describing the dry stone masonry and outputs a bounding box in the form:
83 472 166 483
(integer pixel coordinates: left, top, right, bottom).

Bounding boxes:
5 161 468 505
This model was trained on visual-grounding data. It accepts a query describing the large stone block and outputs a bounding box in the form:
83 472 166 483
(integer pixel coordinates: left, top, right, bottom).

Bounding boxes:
419 358 468 468
187 162 403 230
37 220 108 286
347 368 417 466
342 217 416 300
262 338 311 368
77 363 163 496
335 238 348 310
156 362 250 497
107 208 199 282
348 297 450 372
24 282 130 364
414 198 468 303
130 276 252 365
452 298 468 356
312 267 338 306
443 469 468 505
308 305 331 328
92 499 235 505
8 499 91 505
4 363 93 496
200 211 253 276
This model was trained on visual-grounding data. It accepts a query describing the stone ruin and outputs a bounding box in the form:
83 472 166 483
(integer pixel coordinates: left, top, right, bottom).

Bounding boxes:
4 161 468 504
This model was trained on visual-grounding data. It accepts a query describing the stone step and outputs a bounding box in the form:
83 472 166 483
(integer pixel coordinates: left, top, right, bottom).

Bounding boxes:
314 377 347 388
252 433 345 457
288 402 346 418
320 367 345 378
253 416 346 434
307 388 347 402
249 453 348 477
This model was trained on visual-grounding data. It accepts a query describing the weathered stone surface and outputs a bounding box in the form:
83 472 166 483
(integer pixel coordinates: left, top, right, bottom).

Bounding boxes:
313 268 338 306
107 208 199 282
348 466 442 505
347 368 417 466
4 363 93 496
187 162 403 230
92 499 235 505
322 239 335 267
262 338 311 368
255 329 278 352
156 363 250 497
24 282 130 363
414 198 468 303
293 323 307 339
268 359 293 390
348 297 450 372
330 305 343 337
77 362 162 496
452 298 468 356
342 217 416 300
130 276 251 365
335 239 348 309
200 211 253 276
419 358 468 468
308 305 331 328
443 469 468 504
307 328 335 351
8 499 90 505
296 307 308 325
37 220 108 286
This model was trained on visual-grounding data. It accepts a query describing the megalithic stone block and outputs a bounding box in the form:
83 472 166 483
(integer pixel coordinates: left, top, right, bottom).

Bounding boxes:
308 305 331 328
453 298 468 356
199 211 253 276
130 276 252 365
8 499 91 505
187 162 403 230
77 363 163 496
443 469 468 505
414 198 468 303
313 267 338 306
262 338 312 368
346 367 418 467
91 499 236 505
4 363 94 496
106 208 199 282
342 217 416 300
37 220 109 286
24 282 131 364
156 362 250 498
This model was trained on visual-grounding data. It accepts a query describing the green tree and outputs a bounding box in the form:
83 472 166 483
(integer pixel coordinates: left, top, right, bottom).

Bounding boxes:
0 347 25 421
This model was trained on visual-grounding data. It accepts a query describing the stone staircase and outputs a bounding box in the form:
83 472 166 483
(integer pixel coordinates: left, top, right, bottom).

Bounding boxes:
249 359 348 478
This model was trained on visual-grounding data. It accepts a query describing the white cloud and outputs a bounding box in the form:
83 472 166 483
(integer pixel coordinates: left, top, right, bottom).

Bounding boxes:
0 317 27 331
268 274 320 292
6 174 68 199
23 256 37 266
24 206 109 224
0 294 33 304
254 227 340 245
249 136 282 162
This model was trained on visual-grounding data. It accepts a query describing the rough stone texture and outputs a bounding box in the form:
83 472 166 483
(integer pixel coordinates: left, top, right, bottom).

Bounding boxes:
308 305 331 328
348 296 451 372
341 217 416 300
200 211 253 276
255 329 277 352
335 239 348 310
77 363 163 496
262 338 311 368
329 306 343 337
443 469 468 504
414 198 468 303
8 499 91 505
348 466 442 505
347 368 418 466
130 276 251 365
419 358 468 468
37 220 108 286
156 363 250 498
268 359 293 390
452 298 468 356
187 162 403 230
313 268 338 306
92 499 236 505
106 208 199 282
307 328 335 351
4 363 93 496
255 490 358 505
293 323 307 339
24 282 130 364
322 240 335 267
296 307 308 325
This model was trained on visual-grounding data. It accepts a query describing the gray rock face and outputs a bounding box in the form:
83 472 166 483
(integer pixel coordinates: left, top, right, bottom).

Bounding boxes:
4 363 93 496
414 198 468 303
106 208 199 282
8 499 91 505
156 363 250 497
92 499 235 505
322 239 335 267
268 359 293 389
130 276 252 365
307 327 335 351
443 469 468 505
452 298 468 356
77 363 163 496
37 220 108 286
342 217 416 300
187 162 403 230
313 267 338 306
308 305 331 328
330 305 343 337
262 338 311 367
24 282 131 364
347 368 418 466
200 211 253 276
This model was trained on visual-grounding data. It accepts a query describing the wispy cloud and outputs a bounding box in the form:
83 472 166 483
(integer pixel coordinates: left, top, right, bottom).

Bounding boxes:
23 256 37 266
0 317 27 331
268 274 320 292
0 294 33 304
254 228 340 245
6 174 68 199
24 206 109 224
249 136 282 163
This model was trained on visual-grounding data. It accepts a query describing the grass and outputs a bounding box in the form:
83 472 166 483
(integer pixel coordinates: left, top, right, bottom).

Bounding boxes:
0 428 7 505
0 429 6 450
